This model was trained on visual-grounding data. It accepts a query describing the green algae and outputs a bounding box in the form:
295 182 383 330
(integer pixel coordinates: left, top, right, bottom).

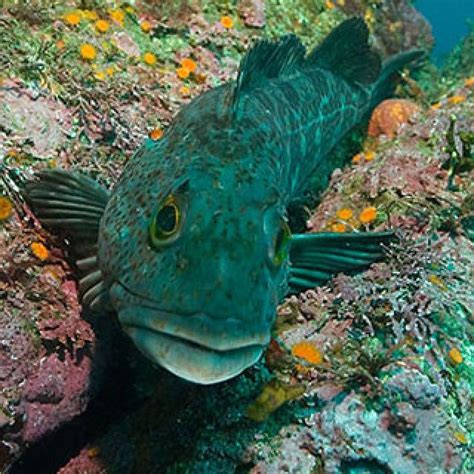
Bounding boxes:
442 115 474 190
265 0 346 45
417 26 474 103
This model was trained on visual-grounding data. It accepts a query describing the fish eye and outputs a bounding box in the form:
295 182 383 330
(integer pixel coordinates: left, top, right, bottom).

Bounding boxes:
149 194 183 248
272 219 291 266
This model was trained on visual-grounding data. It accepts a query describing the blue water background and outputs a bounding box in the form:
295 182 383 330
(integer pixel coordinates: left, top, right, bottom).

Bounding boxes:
416 0 473 64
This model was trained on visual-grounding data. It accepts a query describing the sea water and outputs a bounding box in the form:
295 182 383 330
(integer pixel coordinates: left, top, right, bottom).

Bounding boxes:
416 0 473 64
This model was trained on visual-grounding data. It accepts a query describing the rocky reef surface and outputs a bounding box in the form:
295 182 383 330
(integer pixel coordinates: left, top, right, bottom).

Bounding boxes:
0 1 472 473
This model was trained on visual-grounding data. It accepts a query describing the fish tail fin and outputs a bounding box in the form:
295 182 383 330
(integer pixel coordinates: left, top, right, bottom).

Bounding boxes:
369 49 425 108
304 17 381 86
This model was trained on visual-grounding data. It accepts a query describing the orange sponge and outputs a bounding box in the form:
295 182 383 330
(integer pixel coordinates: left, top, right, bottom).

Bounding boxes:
368 99 420 138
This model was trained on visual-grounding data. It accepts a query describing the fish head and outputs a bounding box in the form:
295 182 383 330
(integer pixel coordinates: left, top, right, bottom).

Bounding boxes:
99 135 290 385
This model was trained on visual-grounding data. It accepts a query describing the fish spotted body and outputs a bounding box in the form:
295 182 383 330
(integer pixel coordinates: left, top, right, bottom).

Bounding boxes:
23 19 422 384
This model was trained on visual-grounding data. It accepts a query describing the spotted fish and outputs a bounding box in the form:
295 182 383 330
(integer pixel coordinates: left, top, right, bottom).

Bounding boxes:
23 19 422 384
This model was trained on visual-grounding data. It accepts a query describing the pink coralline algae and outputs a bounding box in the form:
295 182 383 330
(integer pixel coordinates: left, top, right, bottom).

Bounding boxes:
0 80 72 157
22 353 92 443
238 0 266 28
57 446 105 473
250 391 464 473
0 214 96 468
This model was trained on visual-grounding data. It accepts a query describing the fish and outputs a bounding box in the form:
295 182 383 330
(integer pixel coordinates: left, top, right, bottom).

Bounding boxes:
21 18 423 384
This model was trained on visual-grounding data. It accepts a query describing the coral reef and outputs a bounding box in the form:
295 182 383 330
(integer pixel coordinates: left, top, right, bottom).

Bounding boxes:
0 1 472 473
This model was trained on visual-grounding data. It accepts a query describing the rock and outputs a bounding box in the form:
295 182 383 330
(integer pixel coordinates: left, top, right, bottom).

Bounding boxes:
112 32 141 58
391 402 418 432
22 354 92 443
0 80 71 157
251 391 463 473
57 446 105 474
385 367 443 409
0 217 95 470
0 412 13 430
238 0 266 28
340 0 434 56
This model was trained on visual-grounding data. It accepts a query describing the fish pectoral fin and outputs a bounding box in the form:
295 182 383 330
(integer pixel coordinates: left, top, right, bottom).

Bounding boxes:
24 169 109 231
77 257 113 312
288 230 395 292
23 169 111 313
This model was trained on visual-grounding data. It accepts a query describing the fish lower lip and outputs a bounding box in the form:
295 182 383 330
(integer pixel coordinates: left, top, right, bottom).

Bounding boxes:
118 306 271 352
123 325 263 384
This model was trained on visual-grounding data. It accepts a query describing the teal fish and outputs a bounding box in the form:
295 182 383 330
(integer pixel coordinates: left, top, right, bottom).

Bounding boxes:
23 19 422 384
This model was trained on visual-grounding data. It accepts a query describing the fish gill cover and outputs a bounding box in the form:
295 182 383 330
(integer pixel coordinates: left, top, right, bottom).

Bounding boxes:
0 1 473 473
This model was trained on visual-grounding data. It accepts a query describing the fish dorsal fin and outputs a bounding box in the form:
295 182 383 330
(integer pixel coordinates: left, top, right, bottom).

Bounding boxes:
305 17 381 86
288 230 395 292
231 18 380 114
231 34 306 112
24 169 111 312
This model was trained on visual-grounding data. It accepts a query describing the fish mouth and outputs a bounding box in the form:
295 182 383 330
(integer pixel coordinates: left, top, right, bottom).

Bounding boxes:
119 308 268 385
122 323 264 385
116 300 270 385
